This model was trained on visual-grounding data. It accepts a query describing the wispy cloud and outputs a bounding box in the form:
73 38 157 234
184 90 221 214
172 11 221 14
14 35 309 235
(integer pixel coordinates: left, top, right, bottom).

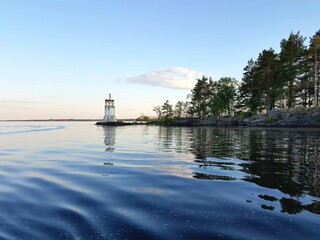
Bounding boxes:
0 100 47 104
121 67 207 90
0 100 49 110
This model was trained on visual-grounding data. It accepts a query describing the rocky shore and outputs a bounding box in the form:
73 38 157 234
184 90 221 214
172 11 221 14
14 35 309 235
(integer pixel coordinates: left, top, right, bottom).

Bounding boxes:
95 121 136 126
96 108 320 128
168 107 320 128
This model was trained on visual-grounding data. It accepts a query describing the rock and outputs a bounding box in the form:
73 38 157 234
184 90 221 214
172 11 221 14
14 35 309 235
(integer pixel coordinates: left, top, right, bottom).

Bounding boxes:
96 121 135 126
267 109 286 120
289 111 307 119
311 111 320 122
250 118 267 126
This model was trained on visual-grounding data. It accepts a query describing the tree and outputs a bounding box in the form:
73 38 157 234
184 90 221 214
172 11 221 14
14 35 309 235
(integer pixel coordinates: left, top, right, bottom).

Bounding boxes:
174 101 185 118
279 31 307 108
152 29 320 119
220 77 237 115
161 100 173 119
182 101 191 118
211 95 225 116
297 62 312 107
238 59 263 114
153 105 162 119
189 76 213 118
255 48 280 111
211 77 237 116
309 30 320 106
296 49 313 107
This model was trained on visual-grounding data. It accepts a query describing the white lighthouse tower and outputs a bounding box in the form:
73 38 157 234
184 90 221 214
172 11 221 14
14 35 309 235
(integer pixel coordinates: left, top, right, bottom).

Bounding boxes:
102 93 117 122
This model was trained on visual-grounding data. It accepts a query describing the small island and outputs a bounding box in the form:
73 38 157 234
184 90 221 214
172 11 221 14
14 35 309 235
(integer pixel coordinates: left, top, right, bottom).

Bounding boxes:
140 31 320 128
95 92 320 128
97 31 320 129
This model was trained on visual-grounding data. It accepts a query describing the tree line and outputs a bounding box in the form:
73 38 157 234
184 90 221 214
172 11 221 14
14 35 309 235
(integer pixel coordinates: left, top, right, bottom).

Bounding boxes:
150 30 320 120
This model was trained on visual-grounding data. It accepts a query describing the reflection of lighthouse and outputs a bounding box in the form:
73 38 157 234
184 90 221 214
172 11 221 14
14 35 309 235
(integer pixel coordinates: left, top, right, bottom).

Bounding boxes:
103 126 116 152
102 93 117 122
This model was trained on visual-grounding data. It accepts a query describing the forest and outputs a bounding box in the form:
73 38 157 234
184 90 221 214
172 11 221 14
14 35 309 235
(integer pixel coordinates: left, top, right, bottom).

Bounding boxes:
141 30 320 121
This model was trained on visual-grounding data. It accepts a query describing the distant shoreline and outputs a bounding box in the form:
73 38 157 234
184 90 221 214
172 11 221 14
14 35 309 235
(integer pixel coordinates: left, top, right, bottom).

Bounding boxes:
0 119 135 122
0 119 100 122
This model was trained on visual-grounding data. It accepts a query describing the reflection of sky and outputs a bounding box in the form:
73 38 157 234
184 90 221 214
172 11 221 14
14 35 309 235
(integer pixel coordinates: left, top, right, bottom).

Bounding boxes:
0 121 100 157
2 122 320 209
148 152 195 179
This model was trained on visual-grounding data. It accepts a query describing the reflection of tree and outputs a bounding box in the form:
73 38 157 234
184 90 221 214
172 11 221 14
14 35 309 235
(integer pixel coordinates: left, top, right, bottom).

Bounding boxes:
188 128 320 199
157 126 191 154
158 126 173 151
102 126 116 152
245 131 320 198
256 194 320 215
156 126 320 214
189 127 247 160
191 128 320 215
193 172 236 181
243 130 305 196
311 140 320 197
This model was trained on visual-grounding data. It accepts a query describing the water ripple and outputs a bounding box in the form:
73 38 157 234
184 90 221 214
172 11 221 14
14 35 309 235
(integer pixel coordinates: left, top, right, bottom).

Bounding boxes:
1 123 320 239
0 125 64 135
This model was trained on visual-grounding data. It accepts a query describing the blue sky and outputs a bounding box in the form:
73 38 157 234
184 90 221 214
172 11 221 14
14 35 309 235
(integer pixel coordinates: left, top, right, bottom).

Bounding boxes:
1 0 319 119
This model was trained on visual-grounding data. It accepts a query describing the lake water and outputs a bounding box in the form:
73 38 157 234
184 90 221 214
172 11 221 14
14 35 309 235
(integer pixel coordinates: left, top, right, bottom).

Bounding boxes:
0 122 319 240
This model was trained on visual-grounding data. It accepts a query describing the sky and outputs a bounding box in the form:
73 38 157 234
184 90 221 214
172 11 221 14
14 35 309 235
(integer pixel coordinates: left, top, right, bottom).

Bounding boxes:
1 0 320 120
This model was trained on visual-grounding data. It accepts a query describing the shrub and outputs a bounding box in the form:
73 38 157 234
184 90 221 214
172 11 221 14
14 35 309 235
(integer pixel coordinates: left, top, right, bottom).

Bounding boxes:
267 115 278 123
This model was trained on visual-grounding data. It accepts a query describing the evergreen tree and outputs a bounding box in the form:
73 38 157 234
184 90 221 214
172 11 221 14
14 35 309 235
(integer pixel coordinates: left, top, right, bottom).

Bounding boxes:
182 101 191 118
161 100 173 119
153 30 320 118
189 76 212 118
308 30 320 106
279 31 307 108
211 77 237 116
296 49 313 107
255 48 280 111
174 101 185 118
238 59 262 114
211 95 225 116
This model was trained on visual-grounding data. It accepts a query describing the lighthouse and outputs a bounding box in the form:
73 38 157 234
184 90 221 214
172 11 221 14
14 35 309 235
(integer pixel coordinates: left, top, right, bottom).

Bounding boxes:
102 93 117 122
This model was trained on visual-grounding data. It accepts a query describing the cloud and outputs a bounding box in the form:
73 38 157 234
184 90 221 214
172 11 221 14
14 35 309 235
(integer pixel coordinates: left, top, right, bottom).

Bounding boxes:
122 67 206 90
0 100 47 104
0 100 49 110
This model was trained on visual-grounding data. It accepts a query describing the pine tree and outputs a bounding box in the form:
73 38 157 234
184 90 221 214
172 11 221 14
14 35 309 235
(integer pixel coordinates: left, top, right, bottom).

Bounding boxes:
309 30 320 106
190 76 212 118
174 101 185 118
279 31 307 108
255 48 280 111
211 77 237 116
161 100 173 119
238 59 263 114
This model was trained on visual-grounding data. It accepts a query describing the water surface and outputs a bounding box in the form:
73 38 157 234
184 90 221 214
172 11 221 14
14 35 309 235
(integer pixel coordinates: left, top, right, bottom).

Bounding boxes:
0 122 319 239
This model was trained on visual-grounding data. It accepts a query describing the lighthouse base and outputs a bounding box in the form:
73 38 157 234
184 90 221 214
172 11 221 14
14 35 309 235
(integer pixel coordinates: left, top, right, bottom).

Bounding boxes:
102 116 117 122
95 121 134 126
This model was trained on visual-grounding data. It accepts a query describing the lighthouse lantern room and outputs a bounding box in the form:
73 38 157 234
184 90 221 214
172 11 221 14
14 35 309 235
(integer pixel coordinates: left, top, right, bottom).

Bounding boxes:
102 93 117 122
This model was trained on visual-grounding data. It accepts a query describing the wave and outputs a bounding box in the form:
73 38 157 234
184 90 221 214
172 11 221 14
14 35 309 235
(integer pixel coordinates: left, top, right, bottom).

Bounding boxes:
1 125 320 239
0 125 64 135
